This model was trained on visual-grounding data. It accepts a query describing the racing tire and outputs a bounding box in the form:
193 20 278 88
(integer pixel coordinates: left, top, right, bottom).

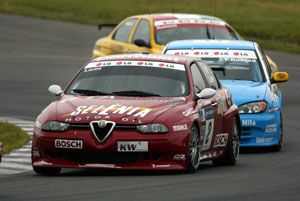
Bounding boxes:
186 125 201 173
212 117 240 166
273 113 283 152
33 166 61 176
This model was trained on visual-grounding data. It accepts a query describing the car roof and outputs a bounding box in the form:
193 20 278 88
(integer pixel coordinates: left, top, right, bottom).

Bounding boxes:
132 13 227 24
165 40 256 50
91 54 198 64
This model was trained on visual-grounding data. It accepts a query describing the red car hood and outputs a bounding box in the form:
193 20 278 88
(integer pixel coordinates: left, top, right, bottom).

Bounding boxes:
56 95 187 124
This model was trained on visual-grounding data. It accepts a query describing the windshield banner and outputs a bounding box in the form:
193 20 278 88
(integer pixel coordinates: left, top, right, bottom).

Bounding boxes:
154 19 226 30
166 49 257 59
85 60 186 71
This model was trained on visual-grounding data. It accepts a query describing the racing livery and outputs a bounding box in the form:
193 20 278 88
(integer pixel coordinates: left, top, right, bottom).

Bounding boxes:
164 40 288 150
32 54 240 175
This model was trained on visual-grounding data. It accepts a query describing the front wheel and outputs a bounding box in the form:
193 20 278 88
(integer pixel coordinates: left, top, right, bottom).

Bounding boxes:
186 125 201 173
33 166 61 175
213 117 240 166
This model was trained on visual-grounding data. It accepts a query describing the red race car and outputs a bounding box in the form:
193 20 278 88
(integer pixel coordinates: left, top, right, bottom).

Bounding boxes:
32 54 240 175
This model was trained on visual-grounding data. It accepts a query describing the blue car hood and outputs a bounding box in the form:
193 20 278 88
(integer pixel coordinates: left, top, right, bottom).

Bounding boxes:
220 80 267 106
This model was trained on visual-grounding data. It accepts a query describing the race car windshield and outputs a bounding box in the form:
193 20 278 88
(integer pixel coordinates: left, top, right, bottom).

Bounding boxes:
155 26 238 45
202 57 264 82
66 65 189 97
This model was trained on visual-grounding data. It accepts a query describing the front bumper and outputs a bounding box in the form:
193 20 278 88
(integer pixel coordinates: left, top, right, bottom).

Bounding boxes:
240 111 280 147
32 127 189 170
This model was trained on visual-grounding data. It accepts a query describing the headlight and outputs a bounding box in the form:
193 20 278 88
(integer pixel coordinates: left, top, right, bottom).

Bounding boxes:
239 101 267 114
42 121 70 132
136 124 168 133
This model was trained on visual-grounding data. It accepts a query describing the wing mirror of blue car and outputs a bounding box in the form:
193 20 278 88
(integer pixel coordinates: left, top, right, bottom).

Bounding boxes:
48 85 63 96
196 88 216 100
271 72 289 83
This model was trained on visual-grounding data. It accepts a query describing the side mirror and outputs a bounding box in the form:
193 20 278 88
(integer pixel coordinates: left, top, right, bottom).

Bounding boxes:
271 71 289 83
134 39 150 48
48 85 63 96
196 88 216 99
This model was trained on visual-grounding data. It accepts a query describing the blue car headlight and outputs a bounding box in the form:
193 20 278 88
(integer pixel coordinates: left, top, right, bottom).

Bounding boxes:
137 124 168 133
239 101 267 114
42 121 70 132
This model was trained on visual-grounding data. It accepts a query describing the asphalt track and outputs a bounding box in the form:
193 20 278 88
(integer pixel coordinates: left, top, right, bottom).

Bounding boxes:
0 14 300 201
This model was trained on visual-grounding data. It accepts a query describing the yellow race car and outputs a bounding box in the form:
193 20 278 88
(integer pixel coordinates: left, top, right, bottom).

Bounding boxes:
92 13 277 70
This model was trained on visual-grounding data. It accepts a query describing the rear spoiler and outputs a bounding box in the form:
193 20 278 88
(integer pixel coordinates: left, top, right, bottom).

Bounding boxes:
98 24 117 30
211 67 226 76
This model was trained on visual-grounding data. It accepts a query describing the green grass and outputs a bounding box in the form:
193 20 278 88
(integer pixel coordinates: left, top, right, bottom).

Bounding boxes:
0 0 299 53
0 122 31 154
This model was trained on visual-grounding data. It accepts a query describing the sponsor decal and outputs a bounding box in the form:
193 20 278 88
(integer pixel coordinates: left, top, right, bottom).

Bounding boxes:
223 58 256 63
242 120 256 126
224 89 232 106
213 133 229 148
118 141 148 152
166 49 257 59
66 104 154 118
32 151 41 157
217 94 227 114
183 108 197 116
256 137 273 143
34 120 42 129
151 164 171 168
173 124 188 132
200 109 205 122
269 85 279 101
154 19 226 30
55 139 83 149
80 164 120 168
33 161 53 166
173 154 186 161
265 124 277 133
200 153 209 160
199 126 206 141
202 107 214 151
65 115 144 123
85 60 185 71
268 107 280 112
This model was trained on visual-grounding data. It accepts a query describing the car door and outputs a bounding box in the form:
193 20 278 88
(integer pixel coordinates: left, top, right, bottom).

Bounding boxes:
190 63 220 152
198 62 228 150
126 19 151 54
110 18 138 54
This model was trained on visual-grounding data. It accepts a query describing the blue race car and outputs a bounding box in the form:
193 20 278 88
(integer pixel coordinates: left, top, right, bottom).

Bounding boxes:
164 40 289 150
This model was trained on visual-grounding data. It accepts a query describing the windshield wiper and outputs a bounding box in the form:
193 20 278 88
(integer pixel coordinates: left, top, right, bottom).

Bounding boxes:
71 89 112 96
112 90 161 97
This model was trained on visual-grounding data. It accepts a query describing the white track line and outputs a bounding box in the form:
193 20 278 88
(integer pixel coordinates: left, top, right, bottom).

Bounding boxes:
0 117 34 174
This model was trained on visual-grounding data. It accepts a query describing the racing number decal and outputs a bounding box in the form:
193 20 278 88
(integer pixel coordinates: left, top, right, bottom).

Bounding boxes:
202 108 214 151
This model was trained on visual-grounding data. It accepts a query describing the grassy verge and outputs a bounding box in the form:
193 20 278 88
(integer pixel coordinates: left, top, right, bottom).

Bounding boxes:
0 122 31 154
0 0 299 53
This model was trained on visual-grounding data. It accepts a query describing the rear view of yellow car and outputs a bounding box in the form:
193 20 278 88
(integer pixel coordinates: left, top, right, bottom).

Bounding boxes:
92 13 277 71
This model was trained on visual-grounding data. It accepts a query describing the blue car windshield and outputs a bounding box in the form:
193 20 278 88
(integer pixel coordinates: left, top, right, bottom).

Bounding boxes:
202 57 264 82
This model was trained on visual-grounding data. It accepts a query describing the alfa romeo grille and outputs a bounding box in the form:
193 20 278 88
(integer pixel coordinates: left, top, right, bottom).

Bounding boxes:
89 120 116 143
